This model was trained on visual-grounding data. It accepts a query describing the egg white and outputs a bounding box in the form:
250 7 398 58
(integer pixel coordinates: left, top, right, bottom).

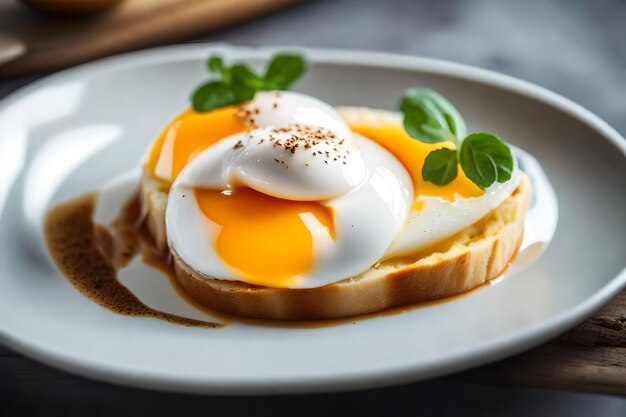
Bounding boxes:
166 131 413 288
242 91 352 141
383 159 521 259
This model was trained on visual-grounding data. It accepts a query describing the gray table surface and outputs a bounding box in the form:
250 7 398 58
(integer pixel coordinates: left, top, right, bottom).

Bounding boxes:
1 0 625 415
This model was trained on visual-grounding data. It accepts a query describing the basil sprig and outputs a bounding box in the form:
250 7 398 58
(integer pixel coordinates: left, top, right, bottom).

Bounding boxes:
400 88 513 189
192 53 306 112
400 88 466 145
459 133 513 188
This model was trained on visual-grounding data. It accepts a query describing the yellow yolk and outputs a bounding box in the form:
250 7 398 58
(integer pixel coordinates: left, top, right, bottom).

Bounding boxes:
349 123 482 201
146 107 247 183
195 187 335 287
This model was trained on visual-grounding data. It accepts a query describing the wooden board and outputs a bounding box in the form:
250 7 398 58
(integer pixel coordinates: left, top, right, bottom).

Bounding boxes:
0 0 302 77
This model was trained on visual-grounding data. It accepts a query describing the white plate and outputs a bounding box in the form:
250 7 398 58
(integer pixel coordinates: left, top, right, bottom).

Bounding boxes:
0 44 624 395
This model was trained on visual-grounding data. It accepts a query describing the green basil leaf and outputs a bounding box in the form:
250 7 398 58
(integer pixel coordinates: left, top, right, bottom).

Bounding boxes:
399 88 466 144
231 64 262 87
422 148 458 185
191 81 237 112
230 64 262 102
192 52 308 112
262 54 306 90
231 83 257 103
207 55 224 73
459 132 513 189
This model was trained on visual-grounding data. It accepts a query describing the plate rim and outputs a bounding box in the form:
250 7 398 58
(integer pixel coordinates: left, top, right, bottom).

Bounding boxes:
0 43 625 395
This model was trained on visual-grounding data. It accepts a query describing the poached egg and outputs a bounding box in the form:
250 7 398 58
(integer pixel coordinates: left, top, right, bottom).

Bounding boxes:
146 91 520 288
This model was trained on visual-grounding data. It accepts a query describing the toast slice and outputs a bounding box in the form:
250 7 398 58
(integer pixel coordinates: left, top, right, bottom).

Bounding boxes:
138 108 530 320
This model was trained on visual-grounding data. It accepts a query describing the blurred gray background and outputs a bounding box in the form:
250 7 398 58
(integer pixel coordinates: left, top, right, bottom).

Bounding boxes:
1 0 625 416
209 0 626 135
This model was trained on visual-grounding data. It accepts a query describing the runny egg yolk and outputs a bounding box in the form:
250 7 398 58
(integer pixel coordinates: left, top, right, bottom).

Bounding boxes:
146 107 247 183
195 187 335 287
349 123 482 201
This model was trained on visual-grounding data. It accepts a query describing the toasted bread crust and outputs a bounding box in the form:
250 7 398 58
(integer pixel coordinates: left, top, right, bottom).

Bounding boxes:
139 172 169 252
139 108 531 320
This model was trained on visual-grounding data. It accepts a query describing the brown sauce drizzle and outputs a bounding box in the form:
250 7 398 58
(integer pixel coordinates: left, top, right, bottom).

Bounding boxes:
44 194 220 328
44 193 514 329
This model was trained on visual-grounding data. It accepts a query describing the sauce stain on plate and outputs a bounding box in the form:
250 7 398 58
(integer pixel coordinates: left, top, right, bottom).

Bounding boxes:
44 193 221 328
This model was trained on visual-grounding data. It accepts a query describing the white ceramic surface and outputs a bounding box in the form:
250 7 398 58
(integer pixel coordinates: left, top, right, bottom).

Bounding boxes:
0 44 624 395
